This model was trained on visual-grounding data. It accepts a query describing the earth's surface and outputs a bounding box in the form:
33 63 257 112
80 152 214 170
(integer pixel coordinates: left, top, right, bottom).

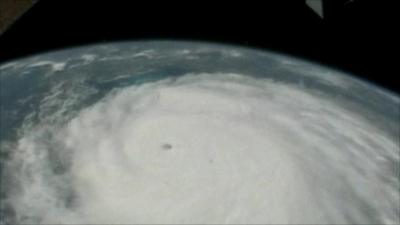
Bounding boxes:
0 41 399 224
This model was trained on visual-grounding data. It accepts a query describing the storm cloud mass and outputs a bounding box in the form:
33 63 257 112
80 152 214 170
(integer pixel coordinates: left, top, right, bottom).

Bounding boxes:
0 42 399 224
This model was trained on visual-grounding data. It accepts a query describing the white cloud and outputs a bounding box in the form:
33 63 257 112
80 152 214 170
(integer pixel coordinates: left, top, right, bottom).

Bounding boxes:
131 49 156 59
278 57 351 89
2 72 399 224
80 54 97 63
0 62 19 70
28 60 67 73
175 49 191 55
223 49 242 58
0 61 30 72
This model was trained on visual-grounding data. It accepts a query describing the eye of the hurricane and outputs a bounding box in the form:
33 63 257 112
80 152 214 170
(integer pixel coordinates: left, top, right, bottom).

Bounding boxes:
161 143 172 150
0 42 399 225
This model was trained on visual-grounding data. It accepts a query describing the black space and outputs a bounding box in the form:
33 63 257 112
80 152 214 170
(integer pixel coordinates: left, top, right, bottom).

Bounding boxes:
0 0 398 93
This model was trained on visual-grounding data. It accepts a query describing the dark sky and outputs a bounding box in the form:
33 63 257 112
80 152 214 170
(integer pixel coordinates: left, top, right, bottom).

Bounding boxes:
0 0 397 94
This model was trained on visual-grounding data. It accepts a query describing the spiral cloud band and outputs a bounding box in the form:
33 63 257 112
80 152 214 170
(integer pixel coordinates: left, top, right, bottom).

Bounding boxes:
2 72 399 224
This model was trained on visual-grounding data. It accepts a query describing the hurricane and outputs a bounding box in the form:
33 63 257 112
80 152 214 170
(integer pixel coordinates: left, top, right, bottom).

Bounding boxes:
0 42 399 224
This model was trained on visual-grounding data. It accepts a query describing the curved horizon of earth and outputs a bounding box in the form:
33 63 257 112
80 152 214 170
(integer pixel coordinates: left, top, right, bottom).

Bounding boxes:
0 41 399 224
